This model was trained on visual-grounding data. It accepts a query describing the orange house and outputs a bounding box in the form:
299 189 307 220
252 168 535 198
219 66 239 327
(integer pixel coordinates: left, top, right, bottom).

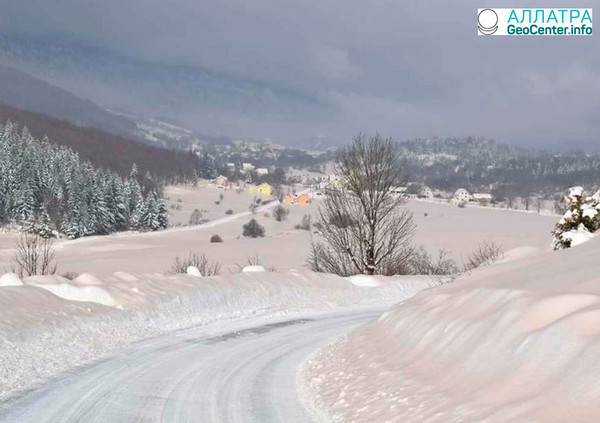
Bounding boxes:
284 194 295 204
296 194 311 205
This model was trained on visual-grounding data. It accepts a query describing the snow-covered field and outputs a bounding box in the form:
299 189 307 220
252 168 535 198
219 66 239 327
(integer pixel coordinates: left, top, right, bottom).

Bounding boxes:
302 235 600 422
0 269 436 401
0 185 556 276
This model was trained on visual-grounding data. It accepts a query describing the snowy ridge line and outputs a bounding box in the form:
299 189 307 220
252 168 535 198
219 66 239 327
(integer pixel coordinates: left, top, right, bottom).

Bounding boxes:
302 238 600 422
0 270 435 401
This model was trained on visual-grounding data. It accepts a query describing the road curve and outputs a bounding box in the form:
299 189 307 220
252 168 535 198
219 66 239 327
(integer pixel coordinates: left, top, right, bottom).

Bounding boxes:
0 309 381 423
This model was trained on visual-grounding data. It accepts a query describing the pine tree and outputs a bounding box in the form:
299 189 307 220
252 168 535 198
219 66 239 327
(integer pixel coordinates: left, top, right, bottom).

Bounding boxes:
202 153 218 180
552 187 600 249
156 194 169 229
36 207 54 238
0 122 169 239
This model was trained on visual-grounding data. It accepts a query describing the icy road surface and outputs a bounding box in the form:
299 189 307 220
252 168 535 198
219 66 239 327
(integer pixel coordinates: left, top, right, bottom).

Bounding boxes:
0 309 380 422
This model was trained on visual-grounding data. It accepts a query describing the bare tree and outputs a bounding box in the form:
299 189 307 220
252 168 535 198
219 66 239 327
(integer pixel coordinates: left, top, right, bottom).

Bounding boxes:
307 133 415 276
12 233 58 278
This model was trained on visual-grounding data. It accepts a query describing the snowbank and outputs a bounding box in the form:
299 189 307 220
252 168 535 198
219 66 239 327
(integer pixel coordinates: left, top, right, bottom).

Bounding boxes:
302 238 600 422
0 270 435 400
242 265 266 272
0 273 22 287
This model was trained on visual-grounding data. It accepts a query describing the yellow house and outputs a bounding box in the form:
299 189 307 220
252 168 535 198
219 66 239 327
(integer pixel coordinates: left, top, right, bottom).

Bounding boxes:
250 182 273 196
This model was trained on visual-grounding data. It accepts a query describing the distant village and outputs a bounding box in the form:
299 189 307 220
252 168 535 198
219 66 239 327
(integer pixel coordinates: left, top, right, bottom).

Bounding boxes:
205 160 557 214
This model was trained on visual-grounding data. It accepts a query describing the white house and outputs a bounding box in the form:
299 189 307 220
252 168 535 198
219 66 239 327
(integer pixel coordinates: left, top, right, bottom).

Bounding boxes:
419 186 434 199
454 188 471 203
226 162 236 171
256 168 269 176
472 193 492 202
213 175 228 187
242 163 254 172
391 186 408 196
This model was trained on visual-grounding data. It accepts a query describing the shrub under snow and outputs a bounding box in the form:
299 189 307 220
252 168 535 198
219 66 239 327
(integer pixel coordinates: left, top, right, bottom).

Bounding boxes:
552 186 600 249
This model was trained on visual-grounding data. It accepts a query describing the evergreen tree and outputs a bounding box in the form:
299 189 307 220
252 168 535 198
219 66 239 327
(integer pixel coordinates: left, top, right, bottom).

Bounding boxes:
552 187 600 249
0 122 169 238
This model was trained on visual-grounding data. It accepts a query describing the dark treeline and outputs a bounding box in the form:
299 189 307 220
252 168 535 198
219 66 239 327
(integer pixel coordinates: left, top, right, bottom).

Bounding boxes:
0 104 201 184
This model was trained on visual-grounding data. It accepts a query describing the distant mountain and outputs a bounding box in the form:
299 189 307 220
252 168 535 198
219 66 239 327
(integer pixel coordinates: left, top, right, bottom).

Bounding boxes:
0 33 330 145
0 104 200 182
0 64 138 138
399 136 600 191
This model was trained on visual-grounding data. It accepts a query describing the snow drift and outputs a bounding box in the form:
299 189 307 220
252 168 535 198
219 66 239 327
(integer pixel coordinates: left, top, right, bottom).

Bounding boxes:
302 237 600 422
0 270 435 400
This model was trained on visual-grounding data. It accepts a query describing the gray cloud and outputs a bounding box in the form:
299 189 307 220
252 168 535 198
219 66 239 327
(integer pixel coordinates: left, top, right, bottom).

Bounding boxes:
1 0 598 149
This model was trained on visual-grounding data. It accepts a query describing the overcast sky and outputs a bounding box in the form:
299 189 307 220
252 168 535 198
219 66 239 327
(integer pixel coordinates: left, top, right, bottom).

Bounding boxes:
1 0 598 149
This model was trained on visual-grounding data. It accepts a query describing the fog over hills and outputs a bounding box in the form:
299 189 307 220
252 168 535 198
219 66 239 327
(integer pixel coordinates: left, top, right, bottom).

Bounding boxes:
0 1 598 150
0 63 138 137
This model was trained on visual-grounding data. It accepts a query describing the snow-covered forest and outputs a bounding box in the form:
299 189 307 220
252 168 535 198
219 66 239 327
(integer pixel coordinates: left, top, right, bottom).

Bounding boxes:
0 121 168 238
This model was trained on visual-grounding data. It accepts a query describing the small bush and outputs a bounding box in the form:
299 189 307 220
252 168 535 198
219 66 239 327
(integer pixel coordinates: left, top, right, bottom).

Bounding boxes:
249 201 258 214
424 212 428 217
166 252 221 276
225 209 234 215
189 209 203 225
272 205 289 222
61 271 79 280
215 200 221 205
296 214 312 231
407 246 459 277
177 198 183 203
463 240 503 271
210 234 223 243
243 219 265 238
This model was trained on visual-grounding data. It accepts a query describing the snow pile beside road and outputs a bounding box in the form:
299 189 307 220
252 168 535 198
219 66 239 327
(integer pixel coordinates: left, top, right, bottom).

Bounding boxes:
0 270 435 400
302 238 600 422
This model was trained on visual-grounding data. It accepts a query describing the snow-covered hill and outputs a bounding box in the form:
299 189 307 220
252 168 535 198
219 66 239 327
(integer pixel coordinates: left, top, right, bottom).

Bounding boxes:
302 237 600 422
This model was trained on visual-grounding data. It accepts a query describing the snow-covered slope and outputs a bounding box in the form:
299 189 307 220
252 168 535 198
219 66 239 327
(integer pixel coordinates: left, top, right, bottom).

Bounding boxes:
0 270 435 400
302 238 600 422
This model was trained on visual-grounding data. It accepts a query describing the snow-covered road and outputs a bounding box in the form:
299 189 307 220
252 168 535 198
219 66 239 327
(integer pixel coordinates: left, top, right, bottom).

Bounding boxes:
0 308 380 423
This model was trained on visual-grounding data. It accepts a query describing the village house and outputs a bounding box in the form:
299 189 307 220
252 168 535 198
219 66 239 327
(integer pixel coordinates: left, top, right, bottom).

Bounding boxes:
419 186 434 199
213 175 228 188
472 193 493 203
391 186 408 196
296 193 311 205
256 168 269 176
250 182 273 196
454 188 471 203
